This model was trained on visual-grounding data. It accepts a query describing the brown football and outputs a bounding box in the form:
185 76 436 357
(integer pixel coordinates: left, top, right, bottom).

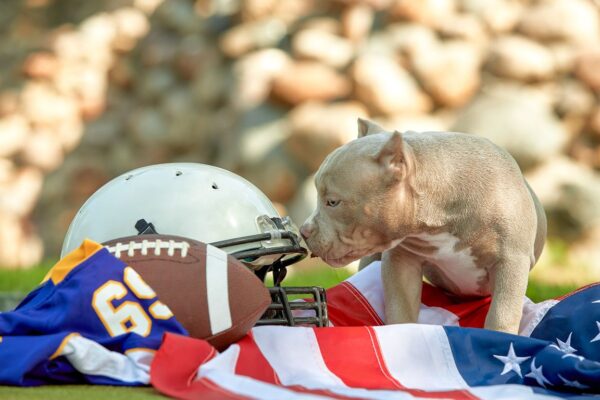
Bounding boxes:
102 234 270 351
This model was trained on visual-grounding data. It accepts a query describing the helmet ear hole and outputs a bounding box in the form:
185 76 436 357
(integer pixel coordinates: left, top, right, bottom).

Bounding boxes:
211 183 219 189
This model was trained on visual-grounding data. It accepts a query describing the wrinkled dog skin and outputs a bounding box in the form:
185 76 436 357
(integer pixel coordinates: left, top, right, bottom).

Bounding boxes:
300 118 546 334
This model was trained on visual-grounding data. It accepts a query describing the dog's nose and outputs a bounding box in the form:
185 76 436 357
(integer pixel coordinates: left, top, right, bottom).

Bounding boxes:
300 223 313 240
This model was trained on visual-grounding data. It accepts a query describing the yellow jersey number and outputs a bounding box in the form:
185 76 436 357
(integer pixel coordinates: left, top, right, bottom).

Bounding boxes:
92 267 173 337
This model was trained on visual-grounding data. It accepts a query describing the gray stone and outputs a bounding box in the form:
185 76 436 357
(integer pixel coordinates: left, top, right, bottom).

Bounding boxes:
220 18 287 58
486 35 555 81
292 29 354 68
241 144 300 203
0 167 44 217
236 104 290 166
452 87 568 170
137 68 177 103
386 23 439 61
154 0 202 34
518 0 600 45
555 80 595 118
526 158 600 239
232 48 291 109
459 0 524 33
390 0 457 28
575 48 600 93
0 115 29 158
20 129 64 172
285 101 368 172
288 175 318 229
128 107 169 145
341 3 374 43
352 54 432 115
437 13 488 45
411 40 481 107
380 114 449 132
272 61 352 105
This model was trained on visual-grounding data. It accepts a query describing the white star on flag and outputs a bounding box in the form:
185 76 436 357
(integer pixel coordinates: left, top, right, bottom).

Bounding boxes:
590 321 600 343
525 358 551 388
558 374 590 389
550 332 582 359
493 342 531 378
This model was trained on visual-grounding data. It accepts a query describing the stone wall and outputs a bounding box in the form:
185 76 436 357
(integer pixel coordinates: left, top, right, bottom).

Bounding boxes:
1 0 600 276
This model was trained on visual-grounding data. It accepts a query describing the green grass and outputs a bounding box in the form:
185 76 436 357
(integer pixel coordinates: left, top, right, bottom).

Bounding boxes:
0 262 54 293
526 281 579 302
0 261 583 399
0 385 165 400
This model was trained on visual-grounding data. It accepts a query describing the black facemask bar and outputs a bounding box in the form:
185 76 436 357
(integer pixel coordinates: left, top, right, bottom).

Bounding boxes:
209 217 308 269
256 286 328 327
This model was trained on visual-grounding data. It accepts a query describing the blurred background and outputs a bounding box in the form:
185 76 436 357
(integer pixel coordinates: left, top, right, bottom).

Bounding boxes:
1 0 600 305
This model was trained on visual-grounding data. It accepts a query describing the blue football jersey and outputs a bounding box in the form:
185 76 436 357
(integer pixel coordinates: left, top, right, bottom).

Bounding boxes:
0 240 187 386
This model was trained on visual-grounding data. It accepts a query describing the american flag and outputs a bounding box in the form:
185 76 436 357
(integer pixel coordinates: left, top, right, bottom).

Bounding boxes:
151 262 600 399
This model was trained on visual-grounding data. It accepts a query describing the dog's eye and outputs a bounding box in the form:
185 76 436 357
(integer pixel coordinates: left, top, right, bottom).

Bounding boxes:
326 199 341 207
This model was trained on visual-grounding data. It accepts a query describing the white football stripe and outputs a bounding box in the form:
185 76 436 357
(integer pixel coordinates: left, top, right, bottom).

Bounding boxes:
206 245 232 335
252 326 348 389
374 324 469 390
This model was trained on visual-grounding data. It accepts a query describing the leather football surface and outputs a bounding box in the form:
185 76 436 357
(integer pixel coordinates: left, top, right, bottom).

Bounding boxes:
102 234 271 350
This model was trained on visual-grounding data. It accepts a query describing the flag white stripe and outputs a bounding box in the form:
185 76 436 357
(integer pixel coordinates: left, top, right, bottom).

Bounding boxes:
200 369 339 399
346 262 385 321
198 343 240 378
470 384 563 399
374 324 469 390
349 262 463 327
519 298 558 337
252 326 348 389
194 337 445 399
206 245 232 335
418 304 460 326
202 367 467 400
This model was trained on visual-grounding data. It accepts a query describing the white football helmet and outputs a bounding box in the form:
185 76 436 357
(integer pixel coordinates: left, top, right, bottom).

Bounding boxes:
61 163 307 271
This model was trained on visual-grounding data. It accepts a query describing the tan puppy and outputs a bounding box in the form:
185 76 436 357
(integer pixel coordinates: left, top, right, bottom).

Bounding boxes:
300 118 546 334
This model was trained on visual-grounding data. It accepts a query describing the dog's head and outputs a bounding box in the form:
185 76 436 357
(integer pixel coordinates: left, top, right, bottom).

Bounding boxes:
300 118 415 266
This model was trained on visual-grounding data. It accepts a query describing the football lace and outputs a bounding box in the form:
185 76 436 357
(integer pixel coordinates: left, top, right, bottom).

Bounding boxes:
106 239 190 258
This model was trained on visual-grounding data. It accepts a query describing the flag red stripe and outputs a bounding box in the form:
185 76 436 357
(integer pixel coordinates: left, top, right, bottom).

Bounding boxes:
314 326 480 400
421 283 491 328
234 332 279 384
314 326 404 390
151 333 252 400
327 282 383 326
366 327 480 400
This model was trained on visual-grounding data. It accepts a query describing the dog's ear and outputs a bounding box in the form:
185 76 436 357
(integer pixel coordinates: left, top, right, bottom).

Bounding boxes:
376 131 404 174
357 118 385 138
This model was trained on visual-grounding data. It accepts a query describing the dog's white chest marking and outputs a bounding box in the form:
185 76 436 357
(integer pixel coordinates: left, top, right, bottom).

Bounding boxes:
400 232 487 296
